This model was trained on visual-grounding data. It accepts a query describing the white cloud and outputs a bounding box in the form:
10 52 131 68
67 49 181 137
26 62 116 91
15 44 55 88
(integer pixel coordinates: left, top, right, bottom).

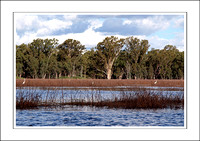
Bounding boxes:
88 19 103 29
133 16 170 31
15 14 184 51
40 19 72 31
174 18 184 28
36 28 49 36
63 15 77 20
15 14 39 30
37 19 72 36
15 14 74 37
16 30 184 52
16 32 37 45
146 34 184 51
123 20 132 25
53 27 106 48
15 30 20 45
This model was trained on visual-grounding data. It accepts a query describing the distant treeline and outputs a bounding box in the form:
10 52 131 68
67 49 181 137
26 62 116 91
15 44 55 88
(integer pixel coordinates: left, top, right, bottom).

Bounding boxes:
16 36 184 79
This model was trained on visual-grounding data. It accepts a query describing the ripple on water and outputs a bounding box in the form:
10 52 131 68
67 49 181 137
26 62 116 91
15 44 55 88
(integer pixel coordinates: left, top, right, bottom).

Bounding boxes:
16 106 184 127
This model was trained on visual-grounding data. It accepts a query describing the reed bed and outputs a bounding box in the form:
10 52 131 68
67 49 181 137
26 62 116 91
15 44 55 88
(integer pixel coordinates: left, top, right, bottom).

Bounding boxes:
67 92 184 109
16 87 184 109
16 79 184 87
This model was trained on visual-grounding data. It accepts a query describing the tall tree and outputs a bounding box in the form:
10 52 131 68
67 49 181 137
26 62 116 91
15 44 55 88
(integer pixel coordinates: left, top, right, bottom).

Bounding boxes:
29 38 58 78
57 39 85 78
113 50 126 79
16 44 27 78
125 37 150 79
147 48 163 79
172 51 184 79
159 45 179 79
81 49 103 79
96 36 124 79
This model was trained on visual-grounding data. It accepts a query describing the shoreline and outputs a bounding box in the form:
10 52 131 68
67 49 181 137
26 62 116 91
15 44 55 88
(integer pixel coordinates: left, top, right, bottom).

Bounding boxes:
16 79 184 87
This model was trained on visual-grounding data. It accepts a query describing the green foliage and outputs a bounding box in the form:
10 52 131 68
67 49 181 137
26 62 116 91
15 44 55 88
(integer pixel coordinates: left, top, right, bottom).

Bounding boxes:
96 36 124 79
57 39 85 78
125 37 150 79
16 37 184 79
113 50 126 79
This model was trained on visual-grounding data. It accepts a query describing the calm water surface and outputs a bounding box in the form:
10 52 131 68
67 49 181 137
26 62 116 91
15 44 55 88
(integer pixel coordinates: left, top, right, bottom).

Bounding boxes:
16 86 184 127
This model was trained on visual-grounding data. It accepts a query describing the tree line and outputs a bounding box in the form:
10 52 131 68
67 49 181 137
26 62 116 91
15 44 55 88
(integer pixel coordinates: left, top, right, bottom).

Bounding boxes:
16 36 184 79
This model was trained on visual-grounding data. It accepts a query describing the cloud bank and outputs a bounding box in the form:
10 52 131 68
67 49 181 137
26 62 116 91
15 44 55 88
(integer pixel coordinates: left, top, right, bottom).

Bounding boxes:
15 14 185 51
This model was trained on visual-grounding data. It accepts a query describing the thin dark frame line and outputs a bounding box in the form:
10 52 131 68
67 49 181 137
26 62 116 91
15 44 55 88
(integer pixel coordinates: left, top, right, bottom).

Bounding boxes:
13 12 187 129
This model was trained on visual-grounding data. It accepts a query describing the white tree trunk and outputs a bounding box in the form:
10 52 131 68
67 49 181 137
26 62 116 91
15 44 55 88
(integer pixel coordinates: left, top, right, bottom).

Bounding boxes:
107 68 112 79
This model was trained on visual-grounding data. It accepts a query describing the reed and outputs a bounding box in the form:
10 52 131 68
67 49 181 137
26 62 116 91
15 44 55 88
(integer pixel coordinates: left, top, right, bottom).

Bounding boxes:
16 87 42 109
16 87 184 109
65 90 184 109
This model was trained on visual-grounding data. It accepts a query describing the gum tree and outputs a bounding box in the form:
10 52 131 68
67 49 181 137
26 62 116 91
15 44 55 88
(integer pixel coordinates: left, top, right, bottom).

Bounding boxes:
57 39 85 78
96 36 124 79
125 37 150 79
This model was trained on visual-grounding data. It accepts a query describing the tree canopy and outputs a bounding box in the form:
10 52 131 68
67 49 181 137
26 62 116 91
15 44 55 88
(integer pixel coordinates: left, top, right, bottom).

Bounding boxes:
16 37 184 79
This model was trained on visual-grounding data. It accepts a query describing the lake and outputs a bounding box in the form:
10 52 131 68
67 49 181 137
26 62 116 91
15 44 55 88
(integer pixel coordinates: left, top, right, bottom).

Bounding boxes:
16 86 184 127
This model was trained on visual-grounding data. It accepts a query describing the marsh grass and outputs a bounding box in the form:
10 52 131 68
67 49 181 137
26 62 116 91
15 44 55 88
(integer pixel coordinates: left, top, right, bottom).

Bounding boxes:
16 79 184 87
16 87 42 109
65 91 184 109
16 87 184 109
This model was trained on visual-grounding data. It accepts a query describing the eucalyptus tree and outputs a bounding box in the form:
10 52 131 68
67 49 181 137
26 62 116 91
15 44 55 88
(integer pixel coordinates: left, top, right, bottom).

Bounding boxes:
57 39 85 78
80 49 103 79
147 48 162 79
29 38 58 78
113 50 127 79
159 45 179 79
125 37 150 79
96 36 124 79
16 43 28 78
172 51 184 79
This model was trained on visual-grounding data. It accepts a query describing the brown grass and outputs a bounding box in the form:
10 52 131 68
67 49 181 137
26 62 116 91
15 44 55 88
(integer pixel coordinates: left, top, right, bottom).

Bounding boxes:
66 91 184 109
16 87 184 109
16 88 41 109
16 79 184 87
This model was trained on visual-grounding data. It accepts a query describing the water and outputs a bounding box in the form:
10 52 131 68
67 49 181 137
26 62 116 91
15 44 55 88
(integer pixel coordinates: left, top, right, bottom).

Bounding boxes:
16 86 183 103
16 106 184 127
16 86 184 127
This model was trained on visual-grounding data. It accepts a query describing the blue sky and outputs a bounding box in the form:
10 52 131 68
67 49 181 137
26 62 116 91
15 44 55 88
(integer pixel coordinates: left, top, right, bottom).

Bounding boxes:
15 14 184 51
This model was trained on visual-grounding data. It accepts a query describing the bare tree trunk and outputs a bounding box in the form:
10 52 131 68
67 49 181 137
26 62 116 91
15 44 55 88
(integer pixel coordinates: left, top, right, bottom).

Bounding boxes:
106 59 115 80
72 65 76 77
43 74 46 79
80 65 83 78
126 62 131 79
107 68 112 79
119 71 124 79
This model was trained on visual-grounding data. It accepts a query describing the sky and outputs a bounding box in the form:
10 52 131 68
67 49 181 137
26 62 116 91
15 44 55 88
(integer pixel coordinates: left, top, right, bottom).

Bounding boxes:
15 13 185 51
